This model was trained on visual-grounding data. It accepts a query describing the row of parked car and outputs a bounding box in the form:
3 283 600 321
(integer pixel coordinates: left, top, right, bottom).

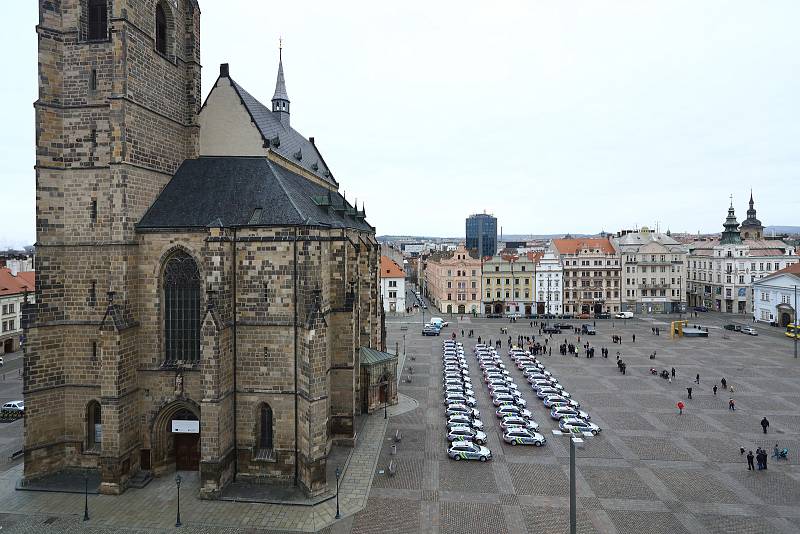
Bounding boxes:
506 347 601 435
474 343 547 447
442 340 493 461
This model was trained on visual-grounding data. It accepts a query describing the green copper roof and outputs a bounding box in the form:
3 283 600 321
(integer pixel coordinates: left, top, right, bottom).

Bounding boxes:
359 347 397 366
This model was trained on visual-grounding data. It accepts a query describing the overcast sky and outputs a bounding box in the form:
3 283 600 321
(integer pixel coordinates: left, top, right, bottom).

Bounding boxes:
2 1 799 248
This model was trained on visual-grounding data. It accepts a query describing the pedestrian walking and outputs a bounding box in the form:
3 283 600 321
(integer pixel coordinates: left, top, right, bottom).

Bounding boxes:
632 334 636 343
695 373 700 384
761 449 768 470
728 398 735 410
671 367 676 378
677 401 684 414
687 387 693 399
747 450 755 470
761 417 770 434
721 377 727 389
713 384 717 395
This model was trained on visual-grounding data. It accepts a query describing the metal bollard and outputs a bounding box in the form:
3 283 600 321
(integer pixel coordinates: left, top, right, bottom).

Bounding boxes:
391 444 397 455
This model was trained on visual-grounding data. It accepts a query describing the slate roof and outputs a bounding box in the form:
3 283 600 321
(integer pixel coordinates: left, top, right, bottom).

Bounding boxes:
228 79 337 187
136 156 372 232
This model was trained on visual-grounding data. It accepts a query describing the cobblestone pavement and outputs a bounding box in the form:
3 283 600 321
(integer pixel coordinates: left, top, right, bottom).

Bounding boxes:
2 311 800 533
351 311 800 533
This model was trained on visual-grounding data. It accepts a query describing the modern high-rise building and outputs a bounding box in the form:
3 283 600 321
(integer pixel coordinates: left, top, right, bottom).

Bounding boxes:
466 213 497 258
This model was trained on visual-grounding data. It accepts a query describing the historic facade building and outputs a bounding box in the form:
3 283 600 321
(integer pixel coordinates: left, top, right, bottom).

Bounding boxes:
534 249 562 315
379 256 406 313
424 245 482 315
0 268 35 354
613 228 688 314
752 264 799 326
482 252 538 316
686 198 797 314
26 0 387 499
553 238 621 316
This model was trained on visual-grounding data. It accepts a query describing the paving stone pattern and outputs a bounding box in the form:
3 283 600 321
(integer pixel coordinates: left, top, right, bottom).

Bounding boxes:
2 310 800 533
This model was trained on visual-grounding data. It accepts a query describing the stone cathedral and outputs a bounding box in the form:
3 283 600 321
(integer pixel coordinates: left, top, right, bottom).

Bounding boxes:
26 0 391 498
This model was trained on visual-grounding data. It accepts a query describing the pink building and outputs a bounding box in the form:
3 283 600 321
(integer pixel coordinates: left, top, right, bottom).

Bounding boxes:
424 245 482 314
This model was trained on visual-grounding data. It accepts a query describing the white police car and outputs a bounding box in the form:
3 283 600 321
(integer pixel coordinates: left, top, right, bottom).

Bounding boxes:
448 440 492 462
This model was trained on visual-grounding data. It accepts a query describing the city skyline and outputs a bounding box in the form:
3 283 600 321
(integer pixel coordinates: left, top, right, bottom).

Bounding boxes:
2 1 800 249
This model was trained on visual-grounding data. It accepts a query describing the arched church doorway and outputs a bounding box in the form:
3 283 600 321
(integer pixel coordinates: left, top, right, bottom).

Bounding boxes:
458 304 465 314
151 400 201 472
780 312 793 327
493 303 503 315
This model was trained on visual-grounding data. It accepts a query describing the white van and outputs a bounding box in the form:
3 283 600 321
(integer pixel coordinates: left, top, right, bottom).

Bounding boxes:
615 311 634 319
430 317 448 328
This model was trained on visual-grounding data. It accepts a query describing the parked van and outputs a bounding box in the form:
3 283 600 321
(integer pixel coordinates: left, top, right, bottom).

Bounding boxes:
581 324 596 335
615 311 634 319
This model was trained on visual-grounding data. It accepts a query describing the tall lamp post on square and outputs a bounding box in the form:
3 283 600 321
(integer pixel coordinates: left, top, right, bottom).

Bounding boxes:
335 466 342 519
552 430 591 534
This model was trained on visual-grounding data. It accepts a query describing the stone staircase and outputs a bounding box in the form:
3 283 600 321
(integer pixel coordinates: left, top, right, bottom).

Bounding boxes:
127 470 153 489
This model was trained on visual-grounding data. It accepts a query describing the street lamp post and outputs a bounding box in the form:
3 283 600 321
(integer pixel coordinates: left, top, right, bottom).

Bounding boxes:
552 430 589 534
175 474 182 527
794 285 797 359
83 473 90 521
335 466 342 519
383 366 388 420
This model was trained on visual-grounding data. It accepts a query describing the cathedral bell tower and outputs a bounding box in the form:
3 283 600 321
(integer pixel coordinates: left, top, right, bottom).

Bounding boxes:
271 43 291 126
28 0 201 494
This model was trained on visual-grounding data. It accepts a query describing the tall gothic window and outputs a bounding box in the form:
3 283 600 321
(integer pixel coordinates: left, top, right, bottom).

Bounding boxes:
259 404 274 453
87 0 108 41
87 401 102 450
163 251 201 364
155 3 168 54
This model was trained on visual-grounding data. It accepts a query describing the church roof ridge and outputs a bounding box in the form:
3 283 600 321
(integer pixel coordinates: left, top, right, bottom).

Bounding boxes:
136 157 372 232
218 66 338 188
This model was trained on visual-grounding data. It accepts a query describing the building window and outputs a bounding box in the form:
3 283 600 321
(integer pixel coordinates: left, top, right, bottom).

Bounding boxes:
87 0 108 41
155 2 168 55
258 403 274 457
87 400 102 451
163 251 201 364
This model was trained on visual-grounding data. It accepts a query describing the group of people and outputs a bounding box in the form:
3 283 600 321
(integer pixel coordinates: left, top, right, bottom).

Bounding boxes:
746 448 769 471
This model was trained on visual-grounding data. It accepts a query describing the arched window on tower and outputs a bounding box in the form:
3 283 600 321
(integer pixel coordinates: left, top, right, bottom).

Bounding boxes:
87 401 102 451
163 251 201 364
155 3 168 54
87 0 108 41
256 404 274 460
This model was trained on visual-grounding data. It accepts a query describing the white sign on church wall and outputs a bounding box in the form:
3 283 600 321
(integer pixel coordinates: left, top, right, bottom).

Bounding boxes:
171 420 200 434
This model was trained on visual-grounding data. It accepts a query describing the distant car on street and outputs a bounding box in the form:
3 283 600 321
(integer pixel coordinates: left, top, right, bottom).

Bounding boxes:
741 326 758 336
694 306 709 312
2 401 24 413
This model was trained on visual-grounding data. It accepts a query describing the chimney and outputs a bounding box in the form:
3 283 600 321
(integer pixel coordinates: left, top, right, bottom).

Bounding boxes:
219 63 229 77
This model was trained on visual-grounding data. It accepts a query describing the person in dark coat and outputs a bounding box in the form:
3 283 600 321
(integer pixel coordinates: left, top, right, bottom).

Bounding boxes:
721 377 727 389
687 387 693 399
632 334 636 343
746 450 755 470
761 417 770 434
713 385 717 395
671 367 676 378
